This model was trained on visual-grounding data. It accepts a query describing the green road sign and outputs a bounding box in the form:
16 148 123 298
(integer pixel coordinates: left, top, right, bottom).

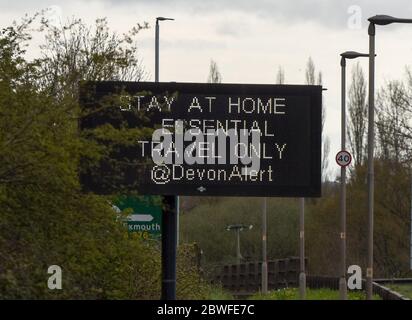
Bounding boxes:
113 195 162 240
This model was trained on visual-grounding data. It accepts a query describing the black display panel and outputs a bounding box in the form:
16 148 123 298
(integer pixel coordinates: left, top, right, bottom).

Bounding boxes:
80 81 322 197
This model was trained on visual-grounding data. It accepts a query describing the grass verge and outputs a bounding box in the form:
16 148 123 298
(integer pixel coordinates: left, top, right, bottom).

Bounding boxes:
249 288 381 300
386 283 412 299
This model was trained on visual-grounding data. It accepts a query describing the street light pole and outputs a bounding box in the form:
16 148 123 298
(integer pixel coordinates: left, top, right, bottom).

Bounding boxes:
236 228 241 265
367 21 375 301
339 51 369 300
155 19 159 82
262 197 268 294
155 16 175 301
366 14 412 300
155 17 174 82
340 56 347 300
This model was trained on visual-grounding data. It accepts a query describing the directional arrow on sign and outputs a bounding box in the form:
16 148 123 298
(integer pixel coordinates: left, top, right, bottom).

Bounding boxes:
128 214 154 222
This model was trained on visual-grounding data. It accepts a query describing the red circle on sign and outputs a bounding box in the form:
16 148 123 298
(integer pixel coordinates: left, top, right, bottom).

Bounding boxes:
336 151 352 167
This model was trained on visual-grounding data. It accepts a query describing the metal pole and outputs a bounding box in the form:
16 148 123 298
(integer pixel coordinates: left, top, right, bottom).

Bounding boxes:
366 22 375 300
156 18 178 300
176 195 179 246
155 18 180 247
299 197 306 299
155 19 159 82
262 197 268 294
236 228 241 265
410 169 412 270
161 196 177 300
339 57 348 300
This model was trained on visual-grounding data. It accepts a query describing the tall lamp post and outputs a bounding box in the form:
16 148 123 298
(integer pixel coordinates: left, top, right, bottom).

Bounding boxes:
366 14 412 300
339 51 369 300
226 224 253 265
155 17 174 82
155 16 176 301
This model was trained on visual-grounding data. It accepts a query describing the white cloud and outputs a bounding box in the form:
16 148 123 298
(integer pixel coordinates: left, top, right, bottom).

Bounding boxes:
1 0 412 178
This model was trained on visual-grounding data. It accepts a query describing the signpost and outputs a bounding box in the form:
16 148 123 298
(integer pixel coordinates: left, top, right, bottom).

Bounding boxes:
114 195 162 240
336 150 352 167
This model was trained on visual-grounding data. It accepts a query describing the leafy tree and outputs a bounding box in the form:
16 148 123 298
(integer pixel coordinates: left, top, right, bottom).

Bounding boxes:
0 13 215 299
207 59 222 84
305 57 329 181
376 80 410 162
348 62 367 167
276 66 285 84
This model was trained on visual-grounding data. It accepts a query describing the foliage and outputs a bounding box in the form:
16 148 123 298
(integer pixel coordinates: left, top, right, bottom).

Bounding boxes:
0 13 213 300
305 57 329 181
276 66 285 84
180 197 298 266
207 59 222 84
348 62 367 166
306 161 412 278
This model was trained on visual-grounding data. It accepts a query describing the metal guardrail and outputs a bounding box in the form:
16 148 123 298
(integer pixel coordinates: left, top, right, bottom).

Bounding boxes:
213 263 412 300
304 276 411 300
372 278 412 300
211 257 305 294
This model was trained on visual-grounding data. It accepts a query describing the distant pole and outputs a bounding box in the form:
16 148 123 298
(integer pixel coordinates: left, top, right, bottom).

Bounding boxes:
339 56 348 300
155 19 159 82
262 197 268 294
367 22 375 300
236 229 241 265
299 197 306 299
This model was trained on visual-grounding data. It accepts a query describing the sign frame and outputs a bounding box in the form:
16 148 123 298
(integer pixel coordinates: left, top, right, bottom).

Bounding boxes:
80 81 322 198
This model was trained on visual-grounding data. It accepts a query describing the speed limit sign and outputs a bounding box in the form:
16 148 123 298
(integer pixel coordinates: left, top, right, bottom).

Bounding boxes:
336 150 352 167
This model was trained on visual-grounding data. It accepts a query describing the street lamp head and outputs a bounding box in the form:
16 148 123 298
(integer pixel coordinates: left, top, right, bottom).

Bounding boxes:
157 17 175 22
368 15 412 25
340 51 370 59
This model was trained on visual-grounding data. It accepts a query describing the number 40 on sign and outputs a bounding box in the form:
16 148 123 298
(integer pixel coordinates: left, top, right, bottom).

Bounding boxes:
336 150 352 167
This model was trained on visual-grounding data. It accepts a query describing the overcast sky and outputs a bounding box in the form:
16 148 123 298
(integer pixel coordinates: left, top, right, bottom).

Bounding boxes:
1 0 412 178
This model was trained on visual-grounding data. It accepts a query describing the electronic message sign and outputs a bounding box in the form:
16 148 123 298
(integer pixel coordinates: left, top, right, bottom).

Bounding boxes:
80 81 322 197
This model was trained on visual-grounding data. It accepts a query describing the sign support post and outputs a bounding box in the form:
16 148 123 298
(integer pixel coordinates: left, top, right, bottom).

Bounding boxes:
161 195 177 300
155 16 178 300
340 56 348 300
